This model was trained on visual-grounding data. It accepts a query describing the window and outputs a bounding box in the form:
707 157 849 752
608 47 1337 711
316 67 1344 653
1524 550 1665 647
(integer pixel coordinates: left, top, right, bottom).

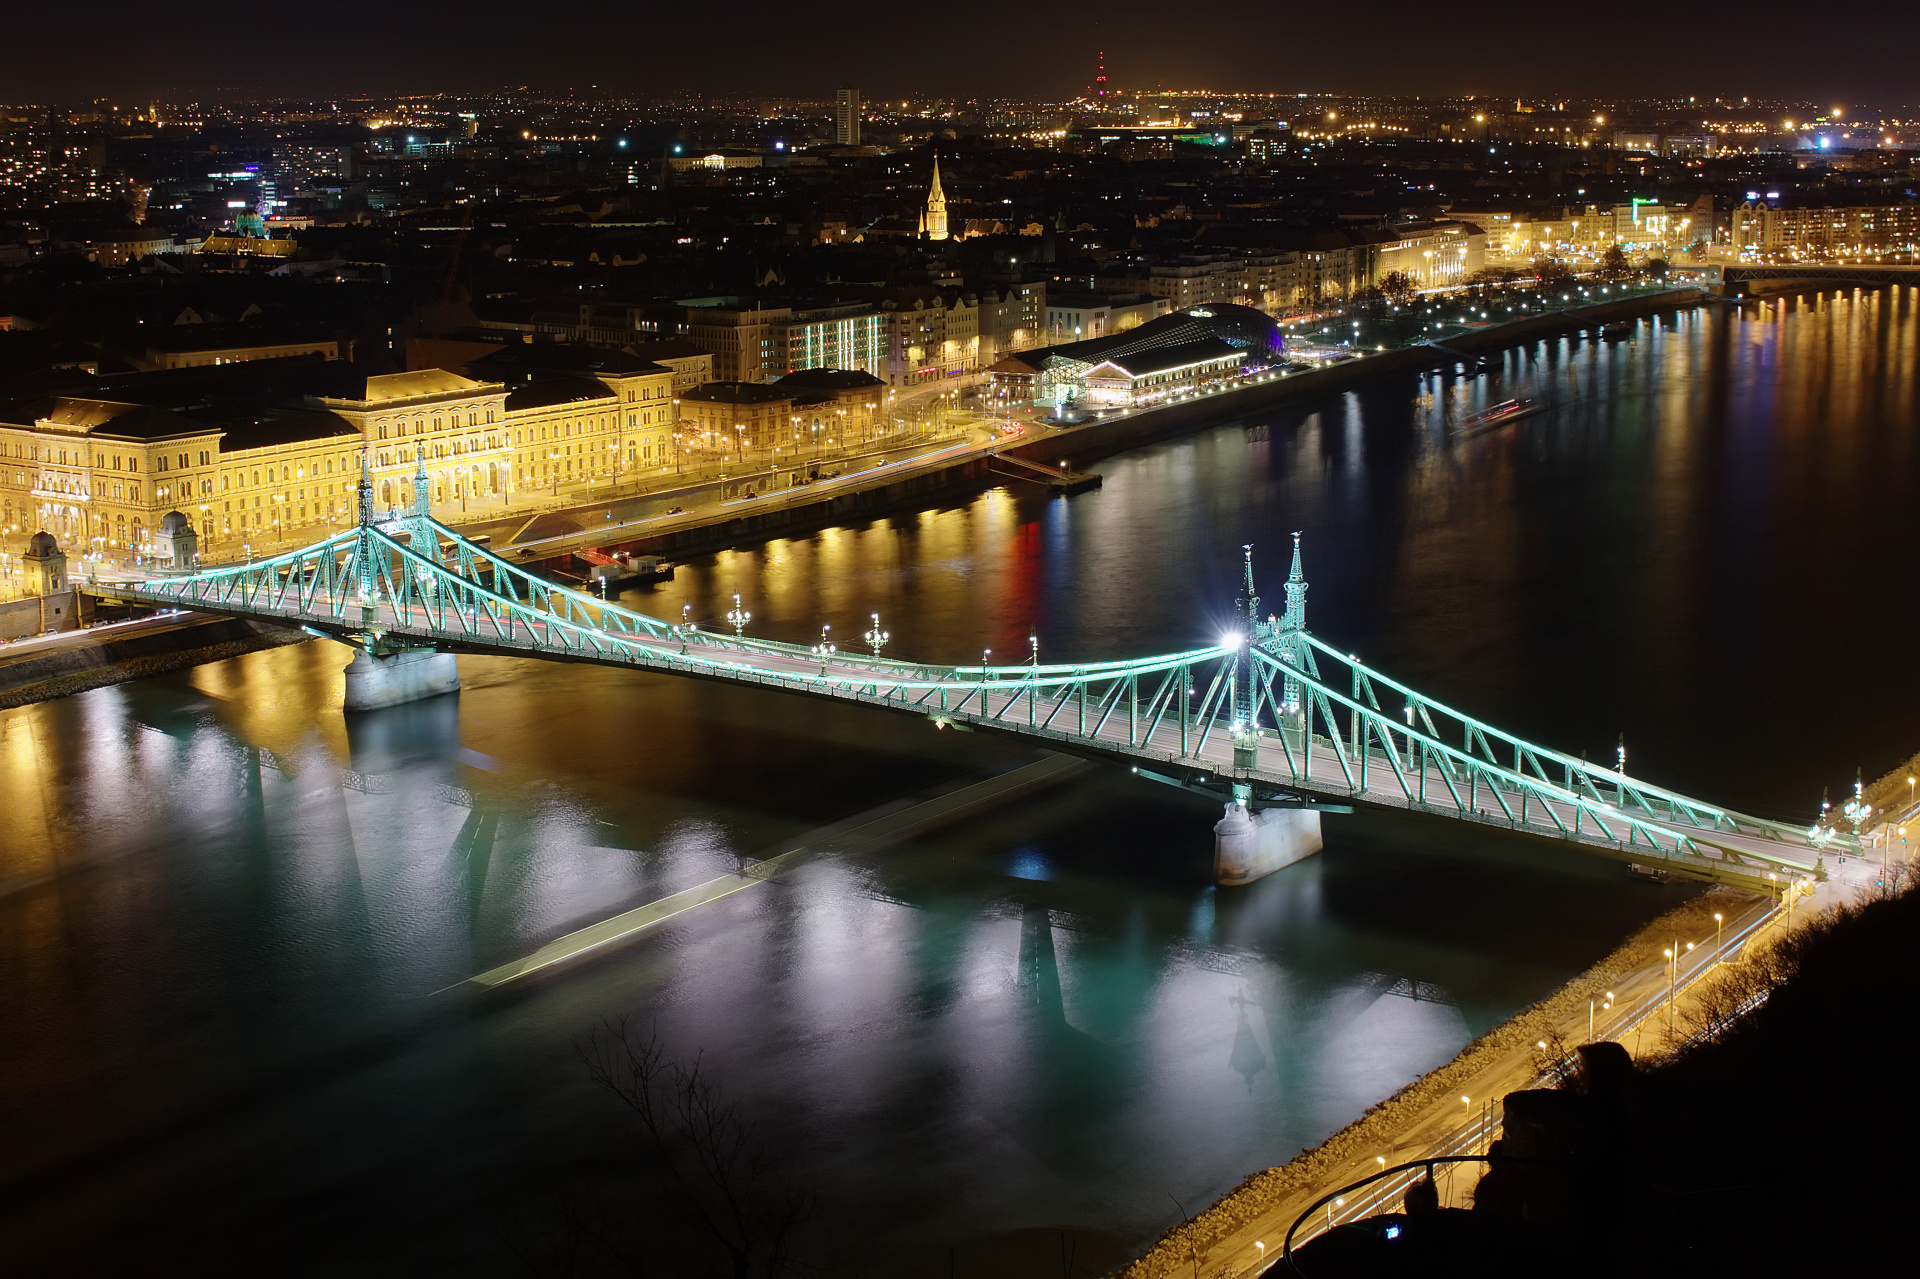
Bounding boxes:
156 456 168 472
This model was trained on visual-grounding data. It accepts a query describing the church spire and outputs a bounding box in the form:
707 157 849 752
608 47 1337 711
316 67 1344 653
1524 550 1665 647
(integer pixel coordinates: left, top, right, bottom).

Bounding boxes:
925 154 948 241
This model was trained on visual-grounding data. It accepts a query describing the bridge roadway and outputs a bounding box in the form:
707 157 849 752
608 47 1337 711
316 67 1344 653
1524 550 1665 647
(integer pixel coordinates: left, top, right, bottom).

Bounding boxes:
89 524 1828 895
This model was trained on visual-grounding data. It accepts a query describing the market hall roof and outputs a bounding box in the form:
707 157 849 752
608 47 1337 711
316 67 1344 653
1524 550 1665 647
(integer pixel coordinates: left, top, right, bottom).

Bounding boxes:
1081 339 1243 379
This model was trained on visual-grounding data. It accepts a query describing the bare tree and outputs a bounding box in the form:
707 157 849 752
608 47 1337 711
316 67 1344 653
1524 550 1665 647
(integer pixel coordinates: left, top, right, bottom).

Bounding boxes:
1379 271 1417 307
581 1021 818 1279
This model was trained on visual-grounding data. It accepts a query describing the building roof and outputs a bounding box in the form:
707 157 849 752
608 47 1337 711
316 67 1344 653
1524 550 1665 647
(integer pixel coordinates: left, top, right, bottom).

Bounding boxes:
621 337 712 363
681 381 797 407
323 368 496 406
191 403 362 452
0 396 214 440
985 353 1047 376
1084 339 1242 379
140 324 338 355
470 343 672 380
1050 304 1281 366
773 368 885 392
504 377 618 413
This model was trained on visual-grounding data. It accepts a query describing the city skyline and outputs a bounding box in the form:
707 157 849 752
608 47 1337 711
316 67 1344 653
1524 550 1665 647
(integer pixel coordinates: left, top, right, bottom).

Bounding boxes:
7 2 1918 104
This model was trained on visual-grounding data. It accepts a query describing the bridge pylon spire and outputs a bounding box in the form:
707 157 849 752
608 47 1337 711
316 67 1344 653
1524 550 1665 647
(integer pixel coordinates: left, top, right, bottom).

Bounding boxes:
1238 543 1261 629
1282 531 1307 635
356 448 375 527
407 447 438 565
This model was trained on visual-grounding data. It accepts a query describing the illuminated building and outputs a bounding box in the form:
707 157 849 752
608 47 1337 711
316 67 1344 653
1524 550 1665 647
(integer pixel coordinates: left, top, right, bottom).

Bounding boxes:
1731 202 1920 258
678 381 830 461
920 156 948 241
685 301 888 384
0 353 679 562
1005 304 1281 408
1044 293 1170 343
834 88 862 147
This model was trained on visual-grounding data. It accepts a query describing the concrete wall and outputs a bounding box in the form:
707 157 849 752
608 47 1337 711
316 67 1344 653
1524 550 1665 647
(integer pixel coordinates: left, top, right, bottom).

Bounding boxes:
0 588 93 641
0 615 308 707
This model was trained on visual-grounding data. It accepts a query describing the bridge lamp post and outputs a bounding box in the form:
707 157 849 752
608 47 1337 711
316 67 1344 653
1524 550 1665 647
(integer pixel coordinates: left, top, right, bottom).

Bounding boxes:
813 625 835 674
726 594 750 636
1714 913 1723 955
865 613 888 657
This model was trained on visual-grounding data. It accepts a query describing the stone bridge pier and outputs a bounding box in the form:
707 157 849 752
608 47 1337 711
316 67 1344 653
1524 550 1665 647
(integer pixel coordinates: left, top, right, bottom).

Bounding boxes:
343 646 461 712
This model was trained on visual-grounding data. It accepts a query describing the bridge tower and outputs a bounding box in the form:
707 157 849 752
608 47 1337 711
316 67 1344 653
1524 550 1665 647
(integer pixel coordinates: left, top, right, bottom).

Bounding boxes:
407 448 438 566
1213 537 1322 886
340 446 462 712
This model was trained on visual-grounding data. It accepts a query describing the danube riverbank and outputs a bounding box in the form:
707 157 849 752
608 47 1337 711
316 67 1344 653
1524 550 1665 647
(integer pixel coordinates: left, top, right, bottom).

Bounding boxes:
1115 884 1780 1278
505 286 1714 565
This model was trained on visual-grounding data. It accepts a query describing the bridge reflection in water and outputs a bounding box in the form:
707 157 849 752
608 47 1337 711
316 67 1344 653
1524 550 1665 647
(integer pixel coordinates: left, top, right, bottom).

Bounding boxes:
93 461 1847 894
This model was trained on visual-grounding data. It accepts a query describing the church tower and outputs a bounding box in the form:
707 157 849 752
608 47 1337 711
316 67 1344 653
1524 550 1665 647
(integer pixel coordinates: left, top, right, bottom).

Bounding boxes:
924 155 948 241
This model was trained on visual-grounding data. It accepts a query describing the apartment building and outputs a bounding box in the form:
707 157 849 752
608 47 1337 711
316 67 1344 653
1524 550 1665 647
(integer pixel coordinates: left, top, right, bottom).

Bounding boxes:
684 300 888 383
1044 292 1169 343
1730 202 1920 256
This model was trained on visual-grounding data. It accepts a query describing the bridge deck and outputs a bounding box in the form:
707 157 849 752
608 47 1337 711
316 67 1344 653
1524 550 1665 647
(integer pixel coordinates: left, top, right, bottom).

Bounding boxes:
92 571 1817 894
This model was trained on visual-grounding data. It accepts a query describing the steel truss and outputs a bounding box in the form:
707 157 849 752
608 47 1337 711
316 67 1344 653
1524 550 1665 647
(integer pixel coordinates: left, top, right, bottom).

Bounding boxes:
92 507 1845 890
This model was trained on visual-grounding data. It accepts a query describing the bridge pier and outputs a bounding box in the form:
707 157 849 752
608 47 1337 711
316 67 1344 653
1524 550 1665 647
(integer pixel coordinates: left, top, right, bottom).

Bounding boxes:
1213 800 1322 885
343 647 461 712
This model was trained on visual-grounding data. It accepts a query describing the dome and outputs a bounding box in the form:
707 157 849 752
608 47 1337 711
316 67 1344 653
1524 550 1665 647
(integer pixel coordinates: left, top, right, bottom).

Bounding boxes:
159 510 192 536
25 531 58 557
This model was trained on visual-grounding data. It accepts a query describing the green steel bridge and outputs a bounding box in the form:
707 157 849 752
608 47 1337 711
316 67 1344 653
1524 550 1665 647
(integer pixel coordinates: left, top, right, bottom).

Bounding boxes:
89 463 1845 894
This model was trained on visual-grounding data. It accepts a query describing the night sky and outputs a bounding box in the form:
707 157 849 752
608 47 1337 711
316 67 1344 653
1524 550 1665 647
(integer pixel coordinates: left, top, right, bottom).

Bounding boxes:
10 2 1917 103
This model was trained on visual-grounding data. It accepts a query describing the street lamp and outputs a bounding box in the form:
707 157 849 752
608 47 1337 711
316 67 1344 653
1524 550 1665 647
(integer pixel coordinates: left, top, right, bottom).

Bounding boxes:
864 612 888 656
1713 913 1723 954
726 593 750 636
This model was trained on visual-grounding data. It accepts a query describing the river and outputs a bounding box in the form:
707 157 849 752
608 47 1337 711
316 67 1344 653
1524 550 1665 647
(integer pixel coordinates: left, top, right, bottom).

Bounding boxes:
3 287 1914 1276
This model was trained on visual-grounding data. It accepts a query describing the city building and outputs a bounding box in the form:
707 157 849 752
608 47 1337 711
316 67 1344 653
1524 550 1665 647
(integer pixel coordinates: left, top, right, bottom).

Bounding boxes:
131 326 343 371
834 88 862 147
684 300 889 384
1730 202 1920 257
0 349 680 561
1044 292 1169 343
990 303 1281 409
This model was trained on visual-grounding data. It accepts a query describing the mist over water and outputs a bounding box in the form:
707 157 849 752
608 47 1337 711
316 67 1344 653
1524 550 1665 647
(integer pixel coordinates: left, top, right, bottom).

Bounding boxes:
2 290 1913 1275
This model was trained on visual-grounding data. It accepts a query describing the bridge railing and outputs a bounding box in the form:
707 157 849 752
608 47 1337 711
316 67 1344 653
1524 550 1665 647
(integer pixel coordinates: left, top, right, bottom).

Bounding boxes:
1249 647 1822 875
93 522 1838 875
1291 635 1833 851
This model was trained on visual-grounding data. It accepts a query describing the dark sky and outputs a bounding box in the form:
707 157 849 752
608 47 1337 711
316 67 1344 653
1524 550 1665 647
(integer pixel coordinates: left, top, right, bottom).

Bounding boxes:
9 3 1916 105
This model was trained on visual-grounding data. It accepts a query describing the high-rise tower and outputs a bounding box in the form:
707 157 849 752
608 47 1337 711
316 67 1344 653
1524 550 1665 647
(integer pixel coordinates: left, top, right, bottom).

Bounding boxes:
1095 50 1107 102
834 88 862 146
923 155 948 241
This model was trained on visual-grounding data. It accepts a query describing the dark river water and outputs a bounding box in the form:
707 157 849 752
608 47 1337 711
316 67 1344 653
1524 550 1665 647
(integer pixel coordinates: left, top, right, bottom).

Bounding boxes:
4 288 1916 1277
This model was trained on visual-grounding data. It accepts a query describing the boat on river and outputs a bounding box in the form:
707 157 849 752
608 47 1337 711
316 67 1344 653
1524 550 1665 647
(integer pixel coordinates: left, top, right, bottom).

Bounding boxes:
1453 397 1542 436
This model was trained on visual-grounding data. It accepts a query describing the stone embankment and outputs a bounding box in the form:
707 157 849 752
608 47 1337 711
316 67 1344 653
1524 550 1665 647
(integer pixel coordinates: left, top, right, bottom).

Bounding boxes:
0 615 309 709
